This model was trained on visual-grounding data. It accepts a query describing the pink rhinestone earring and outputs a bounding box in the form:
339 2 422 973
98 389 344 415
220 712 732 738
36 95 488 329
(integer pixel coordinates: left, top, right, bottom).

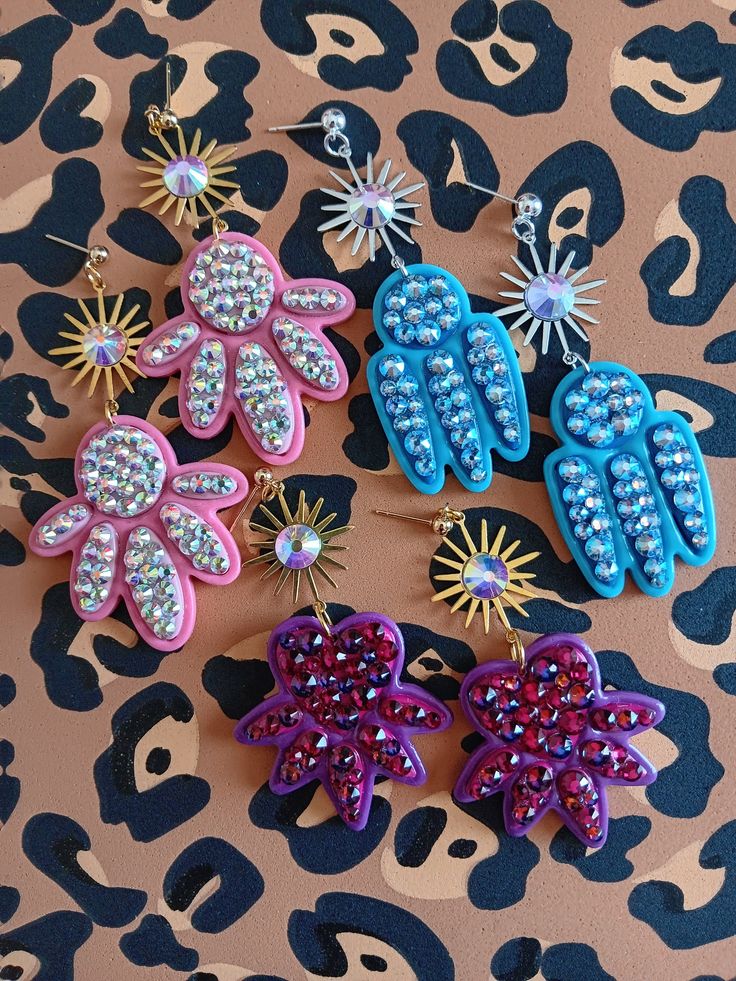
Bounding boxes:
378 505 665 848
134 75 357 464
29 235 248 652
231 473 452 830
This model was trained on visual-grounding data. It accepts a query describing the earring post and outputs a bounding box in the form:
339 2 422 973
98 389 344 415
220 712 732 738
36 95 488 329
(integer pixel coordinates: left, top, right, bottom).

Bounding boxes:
466 182 519 206
267 121 325 133
45 233 89 254
375 509 432 526
165 59 172 110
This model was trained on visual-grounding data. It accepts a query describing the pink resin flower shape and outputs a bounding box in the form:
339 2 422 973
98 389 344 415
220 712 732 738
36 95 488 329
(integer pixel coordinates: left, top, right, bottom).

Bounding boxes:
234 612 452 830
28 415 247 652
455 632 665 847
136 232 356 464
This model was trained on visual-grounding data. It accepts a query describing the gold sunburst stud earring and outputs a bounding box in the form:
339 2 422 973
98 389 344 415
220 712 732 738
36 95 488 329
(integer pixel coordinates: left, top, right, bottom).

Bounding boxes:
138 60 238 226
45 234 148 400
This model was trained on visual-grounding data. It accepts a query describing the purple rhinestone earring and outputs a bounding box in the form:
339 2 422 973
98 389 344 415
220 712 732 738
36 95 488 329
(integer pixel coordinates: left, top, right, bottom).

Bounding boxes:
232 473 452 830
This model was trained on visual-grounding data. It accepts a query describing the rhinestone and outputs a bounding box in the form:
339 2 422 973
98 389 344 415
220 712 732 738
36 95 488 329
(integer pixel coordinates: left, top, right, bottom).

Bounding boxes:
79 425 165 517
348 182 395 228
273 524 322 570
525 273 575 320
81 324 127 367
38 504 91 546
160 503 230 575
189 240 274 329
74 522 117 612
462 553 509 600
162 154 209 198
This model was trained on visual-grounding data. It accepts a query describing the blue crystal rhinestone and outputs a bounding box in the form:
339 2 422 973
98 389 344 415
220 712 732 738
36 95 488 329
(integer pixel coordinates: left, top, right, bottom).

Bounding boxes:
381 275 460 348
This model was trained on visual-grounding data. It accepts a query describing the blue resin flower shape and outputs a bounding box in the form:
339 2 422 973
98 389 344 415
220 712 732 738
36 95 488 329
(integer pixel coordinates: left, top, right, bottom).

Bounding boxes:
544 361 715 597
367 264 530 494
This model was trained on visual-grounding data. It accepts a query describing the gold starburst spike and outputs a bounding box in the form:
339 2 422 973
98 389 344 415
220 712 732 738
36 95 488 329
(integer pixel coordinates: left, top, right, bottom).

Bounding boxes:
45 235 148 401
431 518 539 634
137 61 238 226
244 478 352 605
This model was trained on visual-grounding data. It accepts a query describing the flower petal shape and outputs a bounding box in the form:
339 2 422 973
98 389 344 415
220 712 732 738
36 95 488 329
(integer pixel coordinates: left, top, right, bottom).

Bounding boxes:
234 611 452 830
455 631 664 848
367 264 530 494
544 361 716 597
137 233 356 464
29 416 247 651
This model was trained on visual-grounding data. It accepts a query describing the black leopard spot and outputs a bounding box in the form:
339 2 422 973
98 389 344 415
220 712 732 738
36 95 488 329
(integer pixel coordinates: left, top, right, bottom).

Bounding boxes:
22 812 147 926
30 582 171 712
342 393 390 472
0 887 19 925
0 741 20 826
145 747 171 775
672 568 736 647
394 806 447 867
0 676 16 710
397 111 500 232
46 0 114 24
202 653 274 720
0 374 68 443
705 330 736 365
261 1 418 92
0 530 24 569
640 177 736 326
0 911 92 981
94 682 210 842
491 937 541 981
397 623 475 701
599 650 723 818
167 0 215 19
120 914 198 971
164 837 264 932
437 1 571 115
107 208 182 265
94 9 167 60
122 52 259 161
0 15 72 143
629 820 736 948
0 159 104 287
288 892 453 979
40 78 103 153
550 815 652 882
250 782 391 874
0 437 75 499
612 23 736 151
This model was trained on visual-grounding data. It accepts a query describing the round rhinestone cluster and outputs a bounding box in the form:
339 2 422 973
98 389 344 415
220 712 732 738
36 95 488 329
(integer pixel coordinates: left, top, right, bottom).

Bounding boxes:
557 456 619 586
188 240 274 333
74 523 116 613
564 370 644 447
651 423 708 550
378 354 436 480
382 274 460 347
274 621 399 732
609 453 667 588
282 286 347 313
79 425 165 518
160 503 230 575
235 341 291 453
186 338 225 429
271 318 339 390
172 472 237 497
124 527 182 641
141 322 199 367
426 350 486 483
466 322 521 447
37 503 90 547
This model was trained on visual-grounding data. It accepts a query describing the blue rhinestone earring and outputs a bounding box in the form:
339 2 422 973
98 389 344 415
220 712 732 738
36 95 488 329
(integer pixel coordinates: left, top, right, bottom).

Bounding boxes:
470 183 716 598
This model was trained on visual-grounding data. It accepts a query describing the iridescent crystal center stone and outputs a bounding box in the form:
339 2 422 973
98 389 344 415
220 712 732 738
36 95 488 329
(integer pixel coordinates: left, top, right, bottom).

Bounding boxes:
163 155 209 198
274 523 322 570
81 323 127 367
462 553 509 600
525 272 575 321
348 183 395 228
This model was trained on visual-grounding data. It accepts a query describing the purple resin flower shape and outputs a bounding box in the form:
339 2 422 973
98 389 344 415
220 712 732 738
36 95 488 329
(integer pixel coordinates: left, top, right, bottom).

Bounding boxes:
234 612 452 830
28 416 246 652
455 632 665 847
136 232 355 465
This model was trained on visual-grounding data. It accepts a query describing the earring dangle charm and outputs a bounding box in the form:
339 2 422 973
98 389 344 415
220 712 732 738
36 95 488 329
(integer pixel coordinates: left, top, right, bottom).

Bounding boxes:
472 182 716 596
29 236 247 651
232 483 452 831
379 507 665 848
136 228 356 463
137 60 238 227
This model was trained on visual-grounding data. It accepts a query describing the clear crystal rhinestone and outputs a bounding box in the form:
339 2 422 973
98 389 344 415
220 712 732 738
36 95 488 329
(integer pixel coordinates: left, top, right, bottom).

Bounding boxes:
525 273 575 320
462 553 509 600
162 155 209 197
274 523 322 570
348 183 395 228
81 324 127 367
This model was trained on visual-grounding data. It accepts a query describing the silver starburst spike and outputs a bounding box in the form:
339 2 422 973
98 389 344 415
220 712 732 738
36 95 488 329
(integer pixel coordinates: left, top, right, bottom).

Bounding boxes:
468 182 606 357
269 108 424 264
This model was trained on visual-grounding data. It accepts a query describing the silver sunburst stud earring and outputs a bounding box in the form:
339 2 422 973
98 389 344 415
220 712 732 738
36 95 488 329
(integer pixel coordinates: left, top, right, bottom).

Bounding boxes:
269 107 424 263
468 183 605 357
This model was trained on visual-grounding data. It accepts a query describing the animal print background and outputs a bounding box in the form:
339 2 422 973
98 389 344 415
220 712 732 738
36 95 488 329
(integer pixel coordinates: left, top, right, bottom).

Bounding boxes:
1 1 735 979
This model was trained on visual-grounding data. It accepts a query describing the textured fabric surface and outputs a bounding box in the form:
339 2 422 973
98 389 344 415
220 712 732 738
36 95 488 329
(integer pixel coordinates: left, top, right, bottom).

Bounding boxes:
1 1 735 979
